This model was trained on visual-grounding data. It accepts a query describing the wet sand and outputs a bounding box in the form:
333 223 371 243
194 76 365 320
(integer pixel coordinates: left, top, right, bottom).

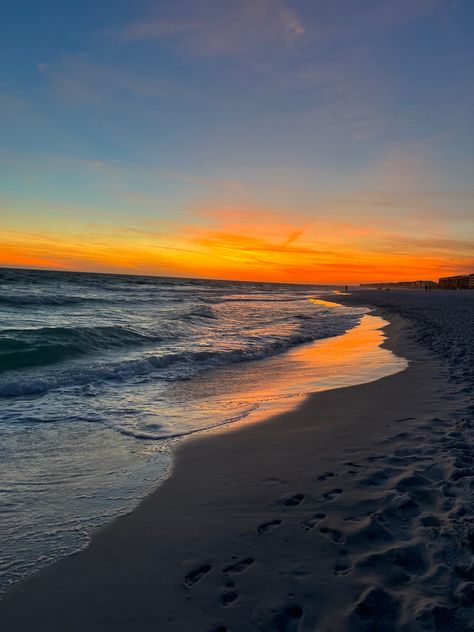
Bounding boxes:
1 293 473 631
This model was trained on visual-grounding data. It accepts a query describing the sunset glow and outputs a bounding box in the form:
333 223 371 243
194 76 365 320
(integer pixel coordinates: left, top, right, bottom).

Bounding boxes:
1 1 473 283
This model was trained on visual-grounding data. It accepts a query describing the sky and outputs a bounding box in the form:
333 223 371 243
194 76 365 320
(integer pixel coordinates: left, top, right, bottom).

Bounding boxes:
1 0 473 283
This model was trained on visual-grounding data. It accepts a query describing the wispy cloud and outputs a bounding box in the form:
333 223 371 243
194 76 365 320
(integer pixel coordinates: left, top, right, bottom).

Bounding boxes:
109 0 305 55
109 0 442 57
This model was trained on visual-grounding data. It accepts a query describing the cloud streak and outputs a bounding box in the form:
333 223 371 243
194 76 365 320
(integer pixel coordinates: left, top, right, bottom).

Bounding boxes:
109 0 305 55
109 0 442 56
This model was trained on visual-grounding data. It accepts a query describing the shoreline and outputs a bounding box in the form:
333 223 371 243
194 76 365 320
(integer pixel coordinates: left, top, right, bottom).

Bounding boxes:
0 299 401 597
1 295 473 630
182 308 407 442
0 281 363 596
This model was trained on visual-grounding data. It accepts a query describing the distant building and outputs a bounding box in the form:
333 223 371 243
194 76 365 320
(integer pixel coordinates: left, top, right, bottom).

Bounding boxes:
438 274 474 290
397 280 438 289
359 280 437 289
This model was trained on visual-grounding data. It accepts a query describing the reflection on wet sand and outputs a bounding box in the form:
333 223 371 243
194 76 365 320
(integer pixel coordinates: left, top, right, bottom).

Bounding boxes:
182 311 408 434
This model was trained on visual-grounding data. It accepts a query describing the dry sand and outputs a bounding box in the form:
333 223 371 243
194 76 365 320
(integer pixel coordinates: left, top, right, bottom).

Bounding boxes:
1 291 473 631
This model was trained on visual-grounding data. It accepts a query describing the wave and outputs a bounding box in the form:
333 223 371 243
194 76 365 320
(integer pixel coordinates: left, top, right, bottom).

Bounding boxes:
0 292 223 308
111 405 260 441
0 293 161 307
182 305 218 320
0 325 165 373
0 303 220 373
0 314 361 397
0 294 91 307
198 296 307 304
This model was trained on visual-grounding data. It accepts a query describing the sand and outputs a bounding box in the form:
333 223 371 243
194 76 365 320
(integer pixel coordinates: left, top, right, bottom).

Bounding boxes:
1 291 473 631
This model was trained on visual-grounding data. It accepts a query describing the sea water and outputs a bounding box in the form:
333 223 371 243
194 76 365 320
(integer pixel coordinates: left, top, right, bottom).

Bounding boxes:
0 268 404 592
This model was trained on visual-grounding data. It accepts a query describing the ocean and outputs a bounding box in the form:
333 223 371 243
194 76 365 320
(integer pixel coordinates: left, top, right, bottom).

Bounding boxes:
0 268 402 593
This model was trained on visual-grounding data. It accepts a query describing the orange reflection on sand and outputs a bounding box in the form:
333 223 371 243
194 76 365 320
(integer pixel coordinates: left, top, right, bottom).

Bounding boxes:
191 311 408 435
290 314 391 387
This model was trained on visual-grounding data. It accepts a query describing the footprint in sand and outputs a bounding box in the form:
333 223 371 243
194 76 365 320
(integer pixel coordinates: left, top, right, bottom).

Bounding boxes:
323 489 343 501
281 493 305 507
334 549 352 575
318 472 336 481
334 561 352 576
257 519 282 534
183 563 212 588
355 543 428 589
319 526 345 543
351 587 401 630
345 516 393 551
396 473 437 506
221 589 238 606
223 557 254 574
300 513 326 531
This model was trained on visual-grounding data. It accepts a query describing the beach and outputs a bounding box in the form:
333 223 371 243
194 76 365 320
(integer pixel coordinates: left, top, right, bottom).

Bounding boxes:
3 0 473 628
1 290 474 631
0 271 370 592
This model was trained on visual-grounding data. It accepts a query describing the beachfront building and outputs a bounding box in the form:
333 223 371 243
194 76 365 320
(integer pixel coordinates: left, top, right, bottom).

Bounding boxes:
438 274 474 290
360 280 437 289
398 280 438 289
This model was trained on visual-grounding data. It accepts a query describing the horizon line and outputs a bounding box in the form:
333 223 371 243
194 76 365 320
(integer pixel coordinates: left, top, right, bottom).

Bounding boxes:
0 265 349 287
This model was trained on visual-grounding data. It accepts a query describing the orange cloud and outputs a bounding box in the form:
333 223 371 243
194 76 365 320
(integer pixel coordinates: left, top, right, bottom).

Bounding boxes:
1 202 473 284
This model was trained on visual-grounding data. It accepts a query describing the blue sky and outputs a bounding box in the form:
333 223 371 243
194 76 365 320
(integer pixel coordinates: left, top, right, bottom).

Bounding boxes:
1 0 473 281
